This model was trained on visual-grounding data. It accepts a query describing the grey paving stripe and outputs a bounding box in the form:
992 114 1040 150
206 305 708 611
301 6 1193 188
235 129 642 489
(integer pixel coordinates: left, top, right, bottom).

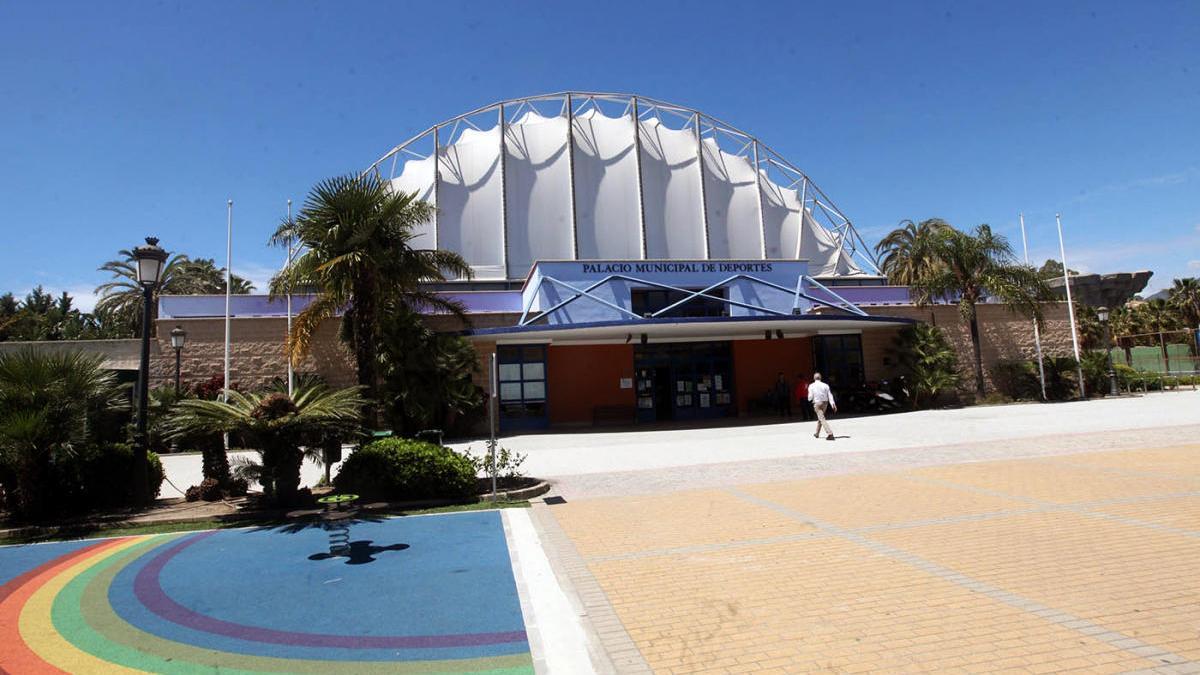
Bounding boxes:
582 529 833 562
726 486 1192 668
529 502 651 675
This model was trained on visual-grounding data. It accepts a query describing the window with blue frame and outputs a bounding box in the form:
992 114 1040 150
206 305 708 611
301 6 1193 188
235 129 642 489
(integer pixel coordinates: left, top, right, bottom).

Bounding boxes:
497 345 548 428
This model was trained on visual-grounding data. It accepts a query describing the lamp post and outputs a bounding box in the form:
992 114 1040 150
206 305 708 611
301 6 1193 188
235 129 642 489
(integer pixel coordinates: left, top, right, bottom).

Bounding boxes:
1097 306 1118 397
132 237 168 506
170 325 187 395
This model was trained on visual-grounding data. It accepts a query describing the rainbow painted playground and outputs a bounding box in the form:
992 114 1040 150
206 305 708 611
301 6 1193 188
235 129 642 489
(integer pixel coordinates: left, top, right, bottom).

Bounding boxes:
0 511 534 674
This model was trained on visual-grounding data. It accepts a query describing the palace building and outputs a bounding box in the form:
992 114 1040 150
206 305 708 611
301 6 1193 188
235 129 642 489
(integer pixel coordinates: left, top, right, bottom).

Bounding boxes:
151 93 1077 430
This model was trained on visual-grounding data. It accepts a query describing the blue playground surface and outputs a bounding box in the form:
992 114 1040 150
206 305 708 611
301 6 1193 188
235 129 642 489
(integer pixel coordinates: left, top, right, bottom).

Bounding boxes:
0 509 533 673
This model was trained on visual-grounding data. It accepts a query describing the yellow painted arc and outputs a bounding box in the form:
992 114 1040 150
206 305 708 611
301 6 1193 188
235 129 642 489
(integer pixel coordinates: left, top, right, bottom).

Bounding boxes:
20 536 154 675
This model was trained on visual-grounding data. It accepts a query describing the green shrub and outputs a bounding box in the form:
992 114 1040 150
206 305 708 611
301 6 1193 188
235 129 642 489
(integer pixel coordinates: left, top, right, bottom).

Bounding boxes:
334 438 476 501
78 443 164 509
990 360 1041 400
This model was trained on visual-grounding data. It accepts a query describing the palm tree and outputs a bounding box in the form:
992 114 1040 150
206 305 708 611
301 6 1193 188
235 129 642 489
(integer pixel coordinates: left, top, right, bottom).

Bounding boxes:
1169 277 1200 332
95 251 254 338
164 383 364 504
95 249 193 337
874 218 952 286
1138 298 1182 370
0 348 122 519
905 224 1052 399
889 323 960 408
268 173 472 427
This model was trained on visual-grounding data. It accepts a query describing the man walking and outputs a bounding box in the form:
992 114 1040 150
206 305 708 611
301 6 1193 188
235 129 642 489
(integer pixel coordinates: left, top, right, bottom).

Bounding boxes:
807 372 836 440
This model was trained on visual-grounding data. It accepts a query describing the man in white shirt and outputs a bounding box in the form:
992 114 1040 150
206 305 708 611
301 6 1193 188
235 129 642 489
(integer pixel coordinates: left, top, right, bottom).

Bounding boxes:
807 372 837 440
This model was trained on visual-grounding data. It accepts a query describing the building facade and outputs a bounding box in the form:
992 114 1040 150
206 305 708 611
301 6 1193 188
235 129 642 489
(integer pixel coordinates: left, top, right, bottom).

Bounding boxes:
149 93 1079 431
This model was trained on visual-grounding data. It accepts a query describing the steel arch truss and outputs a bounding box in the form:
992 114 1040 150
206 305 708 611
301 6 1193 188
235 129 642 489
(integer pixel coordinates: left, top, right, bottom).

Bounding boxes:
364 92 883 276
518 273 868 326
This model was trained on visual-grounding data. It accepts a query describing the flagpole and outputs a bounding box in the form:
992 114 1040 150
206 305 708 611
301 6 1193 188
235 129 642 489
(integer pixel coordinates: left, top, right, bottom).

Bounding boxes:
1056 213 1086 398
285 199 294 397
224 199 232 401
1019 213 1047 401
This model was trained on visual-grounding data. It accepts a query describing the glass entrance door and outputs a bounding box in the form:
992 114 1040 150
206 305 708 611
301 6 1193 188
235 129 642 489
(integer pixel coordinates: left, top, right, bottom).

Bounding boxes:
634 342 734 422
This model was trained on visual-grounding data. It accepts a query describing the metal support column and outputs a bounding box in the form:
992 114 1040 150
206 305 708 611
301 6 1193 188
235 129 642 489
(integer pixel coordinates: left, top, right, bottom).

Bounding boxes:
432 126 441 251
498 105 510 278
752 140 767 259
694 113 711 259
631 97 648 259
566 93 579 259
794 178 808 259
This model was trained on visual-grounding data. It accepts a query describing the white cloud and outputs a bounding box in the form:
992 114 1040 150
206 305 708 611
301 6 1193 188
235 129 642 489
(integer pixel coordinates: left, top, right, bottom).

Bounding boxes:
1189 260 1200 271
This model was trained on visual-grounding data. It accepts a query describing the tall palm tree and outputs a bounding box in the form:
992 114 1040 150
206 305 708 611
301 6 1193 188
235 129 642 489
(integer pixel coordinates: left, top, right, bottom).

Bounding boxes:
268 173 472 427
0 348 122 519
1169 277 1200 331
95 250 194 337
1138 298 1183 370
164 383 364 504
95 251 254 338
874 218 952 286
906 224 1052 398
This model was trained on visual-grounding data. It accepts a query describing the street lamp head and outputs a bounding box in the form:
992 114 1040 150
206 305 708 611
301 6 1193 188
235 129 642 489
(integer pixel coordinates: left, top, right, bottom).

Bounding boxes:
133 237 168 289
1096 306 1110 323
170 325 187 350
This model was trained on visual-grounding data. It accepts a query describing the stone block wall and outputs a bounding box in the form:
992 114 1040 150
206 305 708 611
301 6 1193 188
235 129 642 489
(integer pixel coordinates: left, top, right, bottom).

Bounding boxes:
151 317 355 392
855 302 1077 393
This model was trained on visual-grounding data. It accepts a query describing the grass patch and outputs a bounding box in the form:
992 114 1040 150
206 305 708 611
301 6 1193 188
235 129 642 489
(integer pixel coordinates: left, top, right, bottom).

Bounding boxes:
0 500 530 545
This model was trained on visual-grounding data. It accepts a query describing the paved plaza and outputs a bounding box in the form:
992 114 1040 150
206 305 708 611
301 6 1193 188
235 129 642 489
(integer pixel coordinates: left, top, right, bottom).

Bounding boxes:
525 394 1200 674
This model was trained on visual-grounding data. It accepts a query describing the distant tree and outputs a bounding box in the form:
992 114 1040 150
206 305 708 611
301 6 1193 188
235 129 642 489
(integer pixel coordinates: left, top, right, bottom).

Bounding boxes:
1037 259 1079 280
95 250 254 338
179 258 255 295
875 219 952 286
1169 277 1200 329
901 224 1053 398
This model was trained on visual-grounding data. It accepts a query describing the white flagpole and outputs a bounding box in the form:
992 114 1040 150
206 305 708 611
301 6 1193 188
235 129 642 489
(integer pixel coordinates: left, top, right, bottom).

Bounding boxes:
1056 213 1086 398
224 199 233 401
1019 213 1047 401
285 199 294 397
223 199 233 451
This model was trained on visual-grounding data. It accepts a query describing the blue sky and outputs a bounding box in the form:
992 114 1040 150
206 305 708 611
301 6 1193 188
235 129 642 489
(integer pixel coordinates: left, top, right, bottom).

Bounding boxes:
1 0 1197 310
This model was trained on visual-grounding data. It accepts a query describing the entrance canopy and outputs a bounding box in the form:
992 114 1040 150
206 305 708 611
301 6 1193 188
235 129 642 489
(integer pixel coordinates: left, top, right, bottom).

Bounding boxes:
464 314 913 345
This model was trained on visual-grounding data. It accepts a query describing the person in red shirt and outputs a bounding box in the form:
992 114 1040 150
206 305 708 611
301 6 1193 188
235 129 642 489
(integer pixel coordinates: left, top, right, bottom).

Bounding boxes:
793 374 812 421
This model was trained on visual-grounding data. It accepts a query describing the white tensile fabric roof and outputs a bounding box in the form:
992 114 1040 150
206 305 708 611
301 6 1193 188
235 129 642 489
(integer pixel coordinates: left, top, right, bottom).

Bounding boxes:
375 93 875 281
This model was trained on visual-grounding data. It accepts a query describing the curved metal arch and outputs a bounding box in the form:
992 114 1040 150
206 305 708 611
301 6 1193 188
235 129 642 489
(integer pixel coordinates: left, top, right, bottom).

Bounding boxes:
365 92 882 274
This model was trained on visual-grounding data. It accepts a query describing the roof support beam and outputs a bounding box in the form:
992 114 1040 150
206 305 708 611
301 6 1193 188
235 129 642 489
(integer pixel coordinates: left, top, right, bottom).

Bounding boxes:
632 97 648 259
753 140 767 259
433 126 441 252
695 113 711 259
566 93 580 260
498 104 510 278
794 177 807 260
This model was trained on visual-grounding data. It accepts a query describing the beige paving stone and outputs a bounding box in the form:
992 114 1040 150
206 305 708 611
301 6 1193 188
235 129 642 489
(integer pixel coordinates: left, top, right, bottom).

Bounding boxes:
741 472 1027 529
584 537 1153 674
872 510 1200 661
1042 445 1200 480
550 489 817 558
906 458 1195 504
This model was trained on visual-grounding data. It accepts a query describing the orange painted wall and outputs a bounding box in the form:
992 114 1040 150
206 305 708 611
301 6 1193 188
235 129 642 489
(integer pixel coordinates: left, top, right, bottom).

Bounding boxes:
547 344 636 425
731 337 814 414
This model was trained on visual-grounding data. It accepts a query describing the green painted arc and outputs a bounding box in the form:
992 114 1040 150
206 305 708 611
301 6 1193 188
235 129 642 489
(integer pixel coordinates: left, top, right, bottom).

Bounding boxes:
53 533 533 674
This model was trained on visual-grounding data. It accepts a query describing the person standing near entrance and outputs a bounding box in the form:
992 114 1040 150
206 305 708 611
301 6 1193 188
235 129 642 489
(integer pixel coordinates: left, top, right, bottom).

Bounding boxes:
808 372 836 440
794 373 812 421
